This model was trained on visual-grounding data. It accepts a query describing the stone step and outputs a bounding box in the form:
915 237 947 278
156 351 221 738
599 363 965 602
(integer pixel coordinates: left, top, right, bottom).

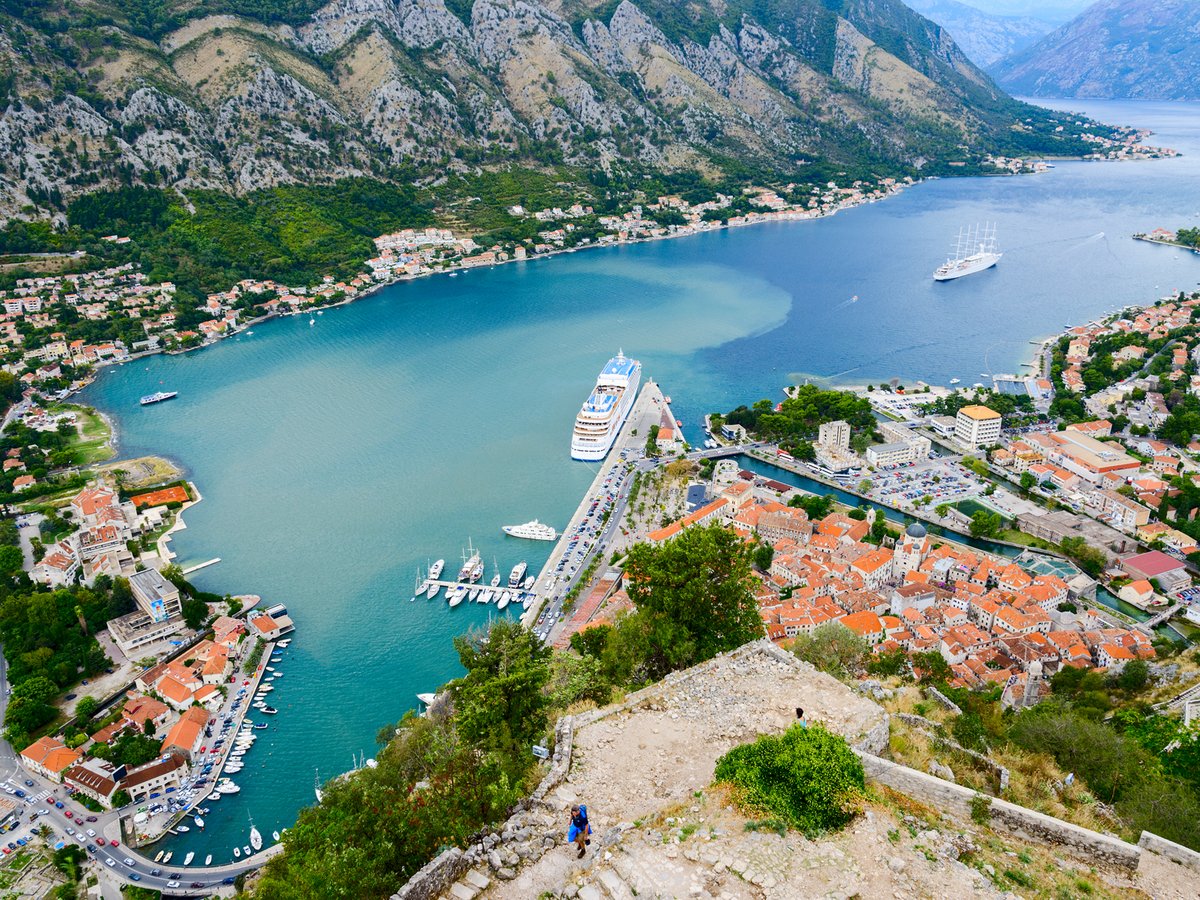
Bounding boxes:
447 882 478 900
577 885 603 900
596 868 633 900
463 870 490 891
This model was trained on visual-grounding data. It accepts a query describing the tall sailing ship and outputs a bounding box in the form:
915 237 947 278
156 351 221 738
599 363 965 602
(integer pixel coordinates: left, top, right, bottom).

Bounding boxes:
570 350 642 461
933 223 1001 282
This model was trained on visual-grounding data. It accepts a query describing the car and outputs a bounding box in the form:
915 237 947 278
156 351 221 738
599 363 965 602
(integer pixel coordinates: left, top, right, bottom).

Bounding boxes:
222 877 237 885
36 809 48 816
2 848 11 855
15 839 25 846
105 858 116 867
123 857 135 866
191 882 205 889
130 873 141 881
97 838 106 846
64 810 73 819
86 829 96 837
54 801 64 809
169 872 181 879
65 693 77 700
152 868 162 876
86 815 98 822
86 844 95 853
12 790 23 798
23 780 32 787
65 827 75 836
111 840 119 847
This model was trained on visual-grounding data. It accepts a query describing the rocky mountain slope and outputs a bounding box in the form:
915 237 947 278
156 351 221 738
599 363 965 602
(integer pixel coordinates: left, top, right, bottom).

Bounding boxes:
0 0 1101 219
904 0 1053 67
991 0 1200 101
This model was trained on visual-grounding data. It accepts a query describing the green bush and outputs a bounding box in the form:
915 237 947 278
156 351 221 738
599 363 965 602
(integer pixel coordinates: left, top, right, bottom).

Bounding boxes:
714 724 864 837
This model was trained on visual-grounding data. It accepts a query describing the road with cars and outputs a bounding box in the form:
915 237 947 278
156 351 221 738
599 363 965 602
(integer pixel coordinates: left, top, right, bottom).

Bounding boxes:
0 635 281 896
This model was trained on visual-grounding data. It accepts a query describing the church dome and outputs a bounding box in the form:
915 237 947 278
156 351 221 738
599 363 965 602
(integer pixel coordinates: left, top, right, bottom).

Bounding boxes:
905 521 928 539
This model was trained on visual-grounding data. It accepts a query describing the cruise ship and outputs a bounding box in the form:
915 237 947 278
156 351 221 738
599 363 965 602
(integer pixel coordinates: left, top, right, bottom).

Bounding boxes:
502 520 558 541
570 350 642 461
933 223 1001 282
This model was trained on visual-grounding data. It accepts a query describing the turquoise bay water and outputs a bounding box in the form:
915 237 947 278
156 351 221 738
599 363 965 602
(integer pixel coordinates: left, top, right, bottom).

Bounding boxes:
79 99 1200 861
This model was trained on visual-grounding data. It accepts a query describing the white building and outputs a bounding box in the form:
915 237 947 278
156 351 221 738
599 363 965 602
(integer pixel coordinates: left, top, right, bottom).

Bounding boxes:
954 405 1002 449
818 420 850 452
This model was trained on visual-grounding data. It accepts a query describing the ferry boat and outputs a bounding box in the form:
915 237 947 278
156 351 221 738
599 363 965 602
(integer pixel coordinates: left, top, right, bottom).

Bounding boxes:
502 520 558 541
457 542 484 583
934 223 1001 282
508 561 527 588
571 350 642 461
139 391 178 406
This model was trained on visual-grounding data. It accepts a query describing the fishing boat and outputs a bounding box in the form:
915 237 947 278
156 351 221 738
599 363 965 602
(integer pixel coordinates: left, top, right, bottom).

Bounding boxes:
163 852 173 864
205 855 213 866
254 722 268 730
208 792 222 801
244 845 252 856
155 851 164 863
194 816 205 829
184 852 195 865
234 848 241 859
261 705 278 714
177 825 190 833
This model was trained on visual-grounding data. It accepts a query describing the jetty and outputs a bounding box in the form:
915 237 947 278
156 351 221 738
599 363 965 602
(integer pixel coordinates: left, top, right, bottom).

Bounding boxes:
520 380 667 632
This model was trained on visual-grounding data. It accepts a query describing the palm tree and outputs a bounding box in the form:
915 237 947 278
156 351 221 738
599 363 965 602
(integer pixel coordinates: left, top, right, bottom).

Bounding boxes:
75 605 88 636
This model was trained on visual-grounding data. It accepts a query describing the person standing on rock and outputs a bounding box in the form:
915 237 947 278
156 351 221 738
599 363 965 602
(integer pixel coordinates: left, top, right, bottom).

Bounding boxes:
568 804 591 858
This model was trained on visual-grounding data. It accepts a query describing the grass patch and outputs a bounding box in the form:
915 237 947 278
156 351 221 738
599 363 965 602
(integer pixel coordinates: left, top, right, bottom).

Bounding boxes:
47 403 114 466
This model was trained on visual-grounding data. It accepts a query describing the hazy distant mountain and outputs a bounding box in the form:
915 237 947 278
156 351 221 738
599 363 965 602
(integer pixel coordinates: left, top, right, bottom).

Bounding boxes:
955 0 1093 26
905 0 1054 67
991 0 1200 100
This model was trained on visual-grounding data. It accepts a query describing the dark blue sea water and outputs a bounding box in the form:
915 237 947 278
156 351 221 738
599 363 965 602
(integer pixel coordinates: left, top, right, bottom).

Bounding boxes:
79 99 1200 861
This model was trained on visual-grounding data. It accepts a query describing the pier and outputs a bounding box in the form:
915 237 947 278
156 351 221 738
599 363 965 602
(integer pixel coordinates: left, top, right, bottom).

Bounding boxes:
521 379 669 632
416 579 535 606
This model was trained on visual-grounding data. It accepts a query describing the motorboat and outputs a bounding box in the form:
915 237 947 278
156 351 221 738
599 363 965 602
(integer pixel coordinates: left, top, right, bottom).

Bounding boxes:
243 845 252 856
163 852 173 863
155 851 164 863
272 831 281 842
194 816 205 829
234 848 241 859
468 586 481 601
176 825 189 833
184 852 195 865
208 792 222 801
496 591 510 611
205 855 213 865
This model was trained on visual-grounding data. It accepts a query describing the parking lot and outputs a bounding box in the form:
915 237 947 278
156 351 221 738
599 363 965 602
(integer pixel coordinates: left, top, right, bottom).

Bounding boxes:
864 456 988 510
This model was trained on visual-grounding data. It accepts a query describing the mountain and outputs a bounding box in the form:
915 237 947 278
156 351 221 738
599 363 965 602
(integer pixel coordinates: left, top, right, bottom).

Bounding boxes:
991 0 1200 101
904 0 1054 67
0 0 1105 219
947 0 1092 26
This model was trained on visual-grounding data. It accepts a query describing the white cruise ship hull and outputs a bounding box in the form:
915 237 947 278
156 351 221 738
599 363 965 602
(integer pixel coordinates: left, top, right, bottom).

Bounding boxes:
933 251 1002 282
571 352 641 461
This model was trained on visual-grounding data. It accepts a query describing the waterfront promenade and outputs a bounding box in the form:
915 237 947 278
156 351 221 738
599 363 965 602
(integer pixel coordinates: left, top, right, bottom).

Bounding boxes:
521 380 667 634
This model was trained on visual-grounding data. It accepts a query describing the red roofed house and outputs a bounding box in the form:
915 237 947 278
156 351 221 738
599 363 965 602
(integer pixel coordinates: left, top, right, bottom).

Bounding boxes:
838 611 885 645
161 707 210 762
20 736 82 783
